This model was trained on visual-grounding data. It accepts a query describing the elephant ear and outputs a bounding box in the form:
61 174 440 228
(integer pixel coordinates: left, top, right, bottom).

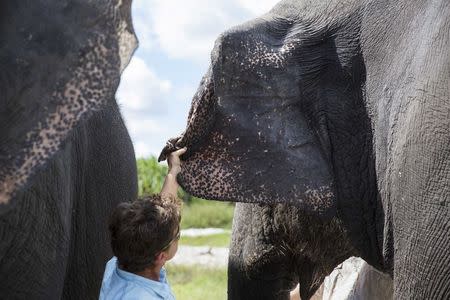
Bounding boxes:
0 0 137 205
160 16 346 217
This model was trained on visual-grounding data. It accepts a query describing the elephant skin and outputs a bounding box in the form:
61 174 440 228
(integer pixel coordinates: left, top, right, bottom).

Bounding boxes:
0 0 138 299
160 0 450 299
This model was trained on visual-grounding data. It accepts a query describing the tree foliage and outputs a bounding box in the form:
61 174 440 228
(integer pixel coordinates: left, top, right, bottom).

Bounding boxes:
137 156 192 202
137 156 167 196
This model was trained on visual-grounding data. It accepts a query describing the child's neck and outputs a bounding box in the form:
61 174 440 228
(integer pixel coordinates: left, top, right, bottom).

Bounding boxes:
135 264 163 282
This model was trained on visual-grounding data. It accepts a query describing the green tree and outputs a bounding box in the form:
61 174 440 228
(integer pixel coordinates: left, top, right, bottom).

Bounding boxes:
137 156 192 202
137 157 167 196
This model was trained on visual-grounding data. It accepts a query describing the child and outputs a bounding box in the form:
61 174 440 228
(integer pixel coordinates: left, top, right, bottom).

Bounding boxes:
99 147 187 300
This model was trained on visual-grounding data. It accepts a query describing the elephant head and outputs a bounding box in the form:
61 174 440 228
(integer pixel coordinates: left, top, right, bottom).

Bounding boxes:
158 0 386 298
0 0 137 208
158 22 350 217
159 0 377 242
161 0 450 299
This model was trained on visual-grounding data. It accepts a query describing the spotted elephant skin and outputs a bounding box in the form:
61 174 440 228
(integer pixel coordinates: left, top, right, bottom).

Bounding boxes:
0 0 138 299
160 0 450 299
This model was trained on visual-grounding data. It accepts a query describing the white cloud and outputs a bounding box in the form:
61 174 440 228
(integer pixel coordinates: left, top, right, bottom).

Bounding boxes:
132 16 157 52
124 113 188 158
236 0 279 16
133 142 153 159
125 118 168 157
132 0 279 62
152 0 243 61
116 56 178 158
126 118 163 137
117 56 171 114
117 75 192 158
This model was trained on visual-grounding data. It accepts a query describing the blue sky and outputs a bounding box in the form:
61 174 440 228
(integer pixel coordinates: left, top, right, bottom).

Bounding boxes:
116 0 280 158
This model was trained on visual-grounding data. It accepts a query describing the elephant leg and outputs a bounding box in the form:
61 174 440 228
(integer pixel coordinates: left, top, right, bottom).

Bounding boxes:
0 155 73 300
393 211 450 299
228 259 295 300
0 103 137 300
62 103 137 299
228 203 297 300
227 202 358 300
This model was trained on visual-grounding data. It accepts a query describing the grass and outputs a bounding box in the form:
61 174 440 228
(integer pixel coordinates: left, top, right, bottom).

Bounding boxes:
166 265 227 300
181 198 234 229
173 199 232 299
180 232 231 248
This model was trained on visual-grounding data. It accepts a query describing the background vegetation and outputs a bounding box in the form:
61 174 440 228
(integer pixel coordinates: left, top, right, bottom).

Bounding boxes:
137 156 233 299
137 157 167 196
180 232 231 248
166 265 227 300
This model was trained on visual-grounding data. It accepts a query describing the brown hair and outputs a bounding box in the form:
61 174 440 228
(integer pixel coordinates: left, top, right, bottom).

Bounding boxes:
108 194 181 272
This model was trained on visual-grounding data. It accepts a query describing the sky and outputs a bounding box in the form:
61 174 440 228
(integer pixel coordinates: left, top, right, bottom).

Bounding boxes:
116 0 280 158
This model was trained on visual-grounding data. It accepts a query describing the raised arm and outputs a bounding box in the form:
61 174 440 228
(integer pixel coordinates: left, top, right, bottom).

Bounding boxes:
160 147 187 198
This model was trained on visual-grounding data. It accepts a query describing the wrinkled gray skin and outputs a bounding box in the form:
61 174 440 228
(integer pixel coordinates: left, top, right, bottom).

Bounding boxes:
228 203 354 299
0 0 138 299
160 0 449 299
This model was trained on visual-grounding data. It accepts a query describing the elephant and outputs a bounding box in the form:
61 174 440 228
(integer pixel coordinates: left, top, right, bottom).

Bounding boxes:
159 0 450 299
0 0 138 299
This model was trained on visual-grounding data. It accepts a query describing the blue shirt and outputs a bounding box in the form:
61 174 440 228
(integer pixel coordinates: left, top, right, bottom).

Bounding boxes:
99 257 176 300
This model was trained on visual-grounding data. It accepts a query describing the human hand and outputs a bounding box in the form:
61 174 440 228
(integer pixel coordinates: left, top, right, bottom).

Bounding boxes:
167 147 187 176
